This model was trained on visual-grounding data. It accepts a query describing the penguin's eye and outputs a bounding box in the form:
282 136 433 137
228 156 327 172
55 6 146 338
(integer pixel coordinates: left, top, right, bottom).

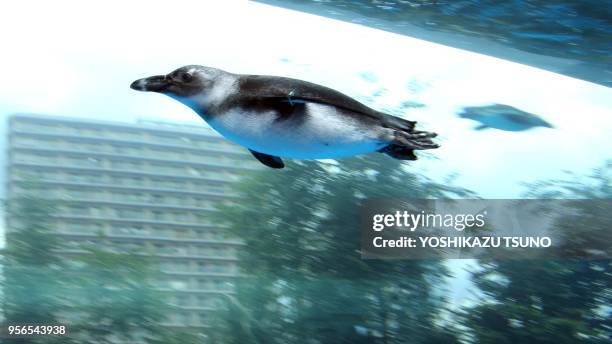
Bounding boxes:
181 73 193 82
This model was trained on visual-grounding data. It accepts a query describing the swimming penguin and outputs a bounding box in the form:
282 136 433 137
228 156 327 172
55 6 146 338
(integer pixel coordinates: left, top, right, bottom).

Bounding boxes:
458 104 554 131
130 65 439 169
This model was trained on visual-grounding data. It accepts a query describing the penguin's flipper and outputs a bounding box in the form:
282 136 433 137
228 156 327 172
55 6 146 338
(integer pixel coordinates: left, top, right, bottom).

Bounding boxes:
379 145 417 160
249 149 285 169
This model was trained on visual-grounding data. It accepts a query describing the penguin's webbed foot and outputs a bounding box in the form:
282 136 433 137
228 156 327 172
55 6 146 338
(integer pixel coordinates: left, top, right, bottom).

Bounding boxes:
394 131 439 150
404 131 437 140
287 89 296 106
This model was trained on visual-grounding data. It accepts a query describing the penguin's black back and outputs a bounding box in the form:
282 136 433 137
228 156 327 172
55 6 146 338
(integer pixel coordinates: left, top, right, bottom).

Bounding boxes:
230 75 417 132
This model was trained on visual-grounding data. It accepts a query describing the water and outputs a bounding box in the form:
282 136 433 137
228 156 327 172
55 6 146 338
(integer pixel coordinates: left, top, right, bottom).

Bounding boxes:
1 1 610 343
256 0 612 87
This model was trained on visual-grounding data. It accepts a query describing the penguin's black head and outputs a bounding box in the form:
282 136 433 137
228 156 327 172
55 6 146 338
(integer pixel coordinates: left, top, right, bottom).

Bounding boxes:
130 65 227 98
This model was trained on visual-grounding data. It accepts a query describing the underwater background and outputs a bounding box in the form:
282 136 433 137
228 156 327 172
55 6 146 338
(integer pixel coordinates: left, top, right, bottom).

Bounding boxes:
0 1 610 343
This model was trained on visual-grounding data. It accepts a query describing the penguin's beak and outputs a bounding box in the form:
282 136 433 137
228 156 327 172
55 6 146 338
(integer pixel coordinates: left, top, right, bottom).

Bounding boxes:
130 75 170 92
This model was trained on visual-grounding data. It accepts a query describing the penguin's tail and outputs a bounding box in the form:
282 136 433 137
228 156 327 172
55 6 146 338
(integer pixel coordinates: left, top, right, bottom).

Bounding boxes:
379 129 439 160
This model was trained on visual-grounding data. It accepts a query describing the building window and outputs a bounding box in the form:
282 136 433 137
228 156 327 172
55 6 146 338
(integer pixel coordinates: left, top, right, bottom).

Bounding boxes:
116 209 132 219
152 211 165 221
197 262 210 272
152 194 165 204
69 206 90 216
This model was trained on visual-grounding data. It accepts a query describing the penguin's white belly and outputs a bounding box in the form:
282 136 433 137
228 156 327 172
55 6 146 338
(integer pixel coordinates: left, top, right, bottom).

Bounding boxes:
206 103 387 159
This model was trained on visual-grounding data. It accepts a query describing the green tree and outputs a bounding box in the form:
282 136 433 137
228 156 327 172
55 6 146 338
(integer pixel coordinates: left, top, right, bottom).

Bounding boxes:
462 162 611 344
1 193 201 343
210 155 471 344
2 195 71 344
66 246 183 343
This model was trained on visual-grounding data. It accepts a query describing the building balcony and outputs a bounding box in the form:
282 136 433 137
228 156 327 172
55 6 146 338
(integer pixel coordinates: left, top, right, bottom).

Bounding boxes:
160 270 243 278
55 231 244 246
51 214 223 230
9 126 252 159
58 248 239 262
52 197 219 213
156 287 236 295
9 168 241 198
9 144 258 172
167 304 217 311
